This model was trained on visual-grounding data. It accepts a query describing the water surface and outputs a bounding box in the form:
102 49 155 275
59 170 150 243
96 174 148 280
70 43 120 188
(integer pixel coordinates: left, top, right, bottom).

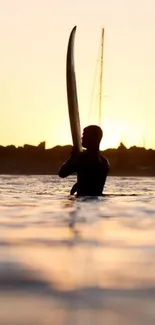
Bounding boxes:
0 175 155 325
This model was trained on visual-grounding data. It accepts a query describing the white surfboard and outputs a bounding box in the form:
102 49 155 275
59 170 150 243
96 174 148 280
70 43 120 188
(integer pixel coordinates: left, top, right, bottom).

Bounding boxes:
66 26 82 152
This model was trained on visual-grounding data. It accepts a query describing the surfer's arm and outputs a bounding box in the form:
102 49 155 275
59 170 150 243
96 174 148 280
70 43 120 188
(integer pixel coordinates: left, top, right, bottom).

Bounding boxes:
58 147 80 178
58 158 77 178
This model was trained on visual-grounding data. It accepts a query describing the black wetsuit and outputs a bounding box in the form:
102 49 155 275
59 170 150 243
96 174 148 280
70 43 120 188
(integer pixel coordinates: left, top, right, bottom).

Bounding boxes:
59 150 110 196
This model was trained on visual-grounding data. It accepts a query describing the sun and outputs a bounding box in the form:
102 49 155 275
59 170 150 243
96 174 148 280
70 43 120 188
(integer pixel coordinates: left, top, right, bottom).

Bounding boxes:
100 117 143 150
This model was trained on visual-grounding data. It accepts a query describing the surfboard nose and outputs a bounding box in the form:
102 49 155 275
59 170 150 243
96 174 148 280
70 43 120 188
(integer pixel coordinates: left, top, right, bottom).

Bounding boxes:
66 26 82 152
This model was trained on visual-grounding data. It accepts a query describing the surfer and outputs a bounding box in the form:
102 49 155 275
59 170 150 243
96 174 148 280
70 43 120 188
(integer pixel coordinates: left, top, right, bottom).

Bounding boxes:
58 125 110 196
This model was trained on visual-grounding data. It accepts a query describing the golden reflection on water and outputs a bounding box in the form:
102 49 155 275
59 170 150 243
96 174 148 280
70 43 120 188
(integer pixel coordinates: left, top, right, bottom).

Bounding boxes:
0 176 155 324
4 214 155 291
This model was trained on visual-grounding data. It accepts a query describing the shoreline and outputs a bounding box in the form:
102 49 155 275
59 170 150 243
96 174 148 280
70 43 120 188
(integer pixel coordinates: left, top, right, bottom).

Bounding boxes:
0 142 155 177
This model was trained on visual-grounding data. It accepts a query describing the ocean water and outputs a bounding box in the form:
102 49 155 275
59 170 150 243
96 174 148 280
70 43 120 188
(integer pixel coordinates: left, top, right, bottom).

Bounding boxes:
0 175 155 325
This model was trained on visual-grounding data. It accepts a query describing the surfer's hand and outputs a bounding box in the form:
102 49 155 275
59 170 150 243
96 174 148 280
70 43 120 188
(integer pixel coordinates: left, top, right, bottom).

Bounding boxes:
70 182 78 195
71 146 79 158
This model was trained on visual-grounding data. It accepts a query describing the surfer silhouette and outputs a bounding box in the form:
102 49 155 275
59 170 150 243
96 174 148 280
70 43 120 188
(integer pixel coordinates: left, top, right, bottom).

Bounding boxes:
58 125 110 196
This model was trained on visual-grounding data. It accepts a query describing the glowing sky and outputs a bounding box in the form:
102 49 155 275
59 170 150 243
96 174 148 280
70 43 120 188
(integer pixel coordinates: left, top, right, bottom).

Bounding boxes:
0 0 155 149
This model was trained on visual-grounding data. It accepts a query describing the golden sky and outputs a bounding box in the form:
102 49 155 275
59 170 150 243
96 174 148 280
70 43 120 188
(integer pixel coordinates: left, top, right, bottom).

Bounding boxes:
0 0 155 149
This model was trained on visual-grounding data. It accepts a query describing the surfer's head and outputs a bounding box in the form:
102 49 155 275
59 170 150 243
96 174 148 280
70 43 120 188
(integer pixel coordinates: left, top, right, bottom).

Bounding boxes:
82 125 103 150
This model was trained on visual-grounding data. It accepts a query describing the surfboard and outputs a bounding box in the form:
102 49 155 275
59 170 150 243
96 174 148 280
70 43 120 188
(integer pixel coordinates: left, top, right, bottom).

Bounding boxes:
66 26 83 152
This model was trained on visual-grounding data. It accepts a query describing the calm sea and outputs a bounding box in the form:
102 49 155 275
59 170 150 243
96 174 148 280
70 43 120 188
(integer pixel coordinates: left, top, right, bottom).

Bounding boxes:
0 175 155 325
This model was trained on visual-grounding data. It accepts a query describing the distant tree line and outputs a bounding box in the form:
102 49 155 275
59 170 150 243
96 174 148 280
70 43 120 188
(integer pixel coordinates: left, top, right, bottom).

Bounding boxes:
0 142 154 176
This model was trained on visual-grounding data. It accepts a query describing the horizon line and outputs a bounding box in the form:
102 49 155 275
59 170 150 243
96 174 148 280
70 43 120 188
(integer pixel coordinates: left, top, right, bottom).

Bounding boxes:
0 142 155 151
